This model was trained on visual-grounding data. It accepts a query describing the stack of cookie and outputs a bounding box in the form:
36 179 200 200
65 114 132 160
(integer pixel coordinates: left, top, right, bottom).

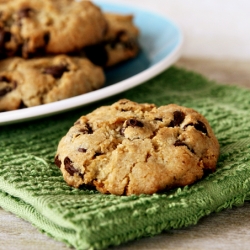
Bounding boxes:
0 0 140 111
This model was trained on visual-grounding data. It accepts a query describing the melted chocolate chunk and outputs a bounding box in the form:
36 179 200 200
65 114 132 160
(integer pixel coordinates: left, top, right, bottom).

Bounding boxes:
84 43 108 67
174 140 194 153
43 32 50 45
54 155 62 168
110 30 126 49
184 121 208 135
43 64 69 78
154 117 163 122
123 39 137 50
121 118 144 134
0 86 12 97
0 28 11 48
93 152 103 158
126 118 144 128
194 121 208 135
0 29 4 48
0 76 10 82
169 111 185 127
17 7 33 19
109 31 137 50
3 31 11 42
64 157 78 176
0 77 17 97
79 123 93 134
174 140 186 147
78 148 87 153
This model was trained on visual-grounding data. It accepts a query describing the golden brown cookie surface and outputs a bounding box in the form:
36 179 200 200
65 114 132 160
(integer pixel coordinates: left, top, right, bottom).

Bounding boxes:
55 99 220 195
0 0 107 58
0 55 105 111
83 13 140 67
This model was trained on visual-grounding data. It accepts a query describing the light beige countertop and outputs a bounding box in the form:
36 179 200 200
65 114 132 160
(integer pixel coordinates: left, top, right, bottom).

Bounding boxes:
1 57 250 250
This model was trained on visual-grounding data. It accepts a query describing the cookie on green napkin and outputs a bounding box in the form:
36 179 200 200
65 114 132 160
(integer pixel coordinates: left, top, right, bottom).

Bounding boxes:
1 67 250 250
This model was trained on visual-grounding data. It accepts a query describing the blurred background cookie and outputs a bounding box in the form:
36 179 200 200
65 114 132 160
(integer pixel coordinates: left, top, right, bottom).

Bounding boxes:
0 1 141 111
82 13 140 67
0 0 107 59
0 55 105 111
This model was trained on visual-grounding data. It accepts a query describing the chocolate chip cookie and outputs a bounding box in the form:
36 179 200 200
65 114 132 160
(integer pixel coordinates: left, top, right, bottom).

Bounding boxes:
55 99 220 195
0 0 107 59
82 13 140 67
0 55 105 111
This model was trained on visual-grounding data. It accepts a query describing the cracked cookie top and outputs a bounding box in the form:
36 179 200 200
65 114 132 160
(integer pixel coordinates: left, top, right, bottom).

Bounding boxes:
55 99 220 195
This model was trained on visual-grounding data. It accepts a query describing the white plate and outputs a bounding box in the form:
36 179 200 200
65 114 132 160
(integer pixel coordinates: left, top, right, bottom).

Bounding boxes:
0 1 183 125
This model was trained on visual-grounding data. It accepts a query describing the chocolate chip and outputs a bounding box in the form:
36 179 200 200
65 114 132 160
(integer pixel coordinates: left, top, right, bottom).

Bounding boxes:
194 121 208 135
126 118 144 128
43 65 69 78
110 30 126 48
79 123 93 134
0 28 11 48
0 76 10 83
169 111 185 127
86 123 93 134
43 32 50 45
79 128 88 134
3 31 11 42
84 43 108 67
109 31 137 50
154 118 163 122
93 152 103 158
17 7 33 19
0 29 5 49
121 119 143 135
0 77 17 97
174 140 186 147
174 140 194 153
123 39 137 50
54 155 61 168
78 148 87 153
64 157 78 176
0 86 12 97
184 121 208 135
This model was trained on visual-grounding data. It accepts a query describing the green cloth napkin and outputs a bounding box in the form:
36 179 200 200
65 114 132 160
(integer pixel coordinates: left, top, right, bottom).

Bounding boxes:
1 67 250 250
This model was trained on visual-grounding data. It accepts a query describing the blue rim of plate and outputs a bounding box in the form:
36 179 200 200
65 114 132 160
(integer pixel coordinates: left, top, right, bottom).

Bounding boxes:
0 1 183 125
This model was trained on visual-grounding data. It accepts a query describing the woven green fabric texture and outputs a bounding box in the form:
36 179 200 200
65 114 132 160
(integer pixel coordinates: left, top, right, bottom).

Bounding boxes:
1 67 250 250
